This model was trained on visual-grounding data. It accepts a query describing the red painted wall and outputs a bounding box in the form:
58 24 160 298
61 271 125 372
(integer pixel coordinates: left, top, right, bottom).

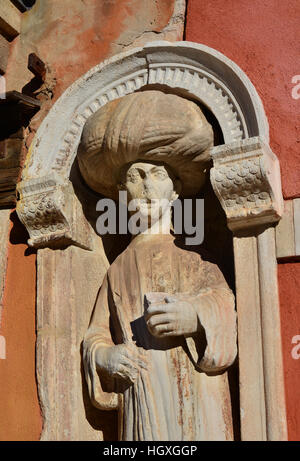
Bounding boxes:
278 263 300 441
186 0 300 200
186 0 300 440
0 212 42 441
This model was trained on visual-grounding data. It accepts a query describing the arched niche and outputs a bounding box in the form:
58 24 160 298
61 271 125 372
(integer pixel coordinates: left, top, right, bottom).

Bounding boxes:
23 41 268 176
16 41 270 250
16 41 287 441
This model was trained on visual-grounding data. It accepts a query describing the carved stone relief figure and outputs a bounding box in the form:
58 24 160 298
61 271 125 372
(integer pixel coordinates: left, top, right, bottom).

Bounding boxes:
78 91 237 441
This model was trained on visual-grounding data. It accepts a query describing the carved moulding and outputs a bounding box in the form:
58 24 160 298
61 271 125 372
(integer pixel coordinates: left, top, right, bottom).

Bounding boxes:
210 136 284 232
17 173 92 250
210 136 287 441
16 41 268 250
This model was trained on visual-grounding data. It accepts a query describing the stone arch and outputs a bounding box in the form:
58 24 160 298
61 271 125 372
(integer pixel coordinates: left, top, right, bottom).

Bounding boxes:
15 41 287 442
17 41 269 249
22 41 268 180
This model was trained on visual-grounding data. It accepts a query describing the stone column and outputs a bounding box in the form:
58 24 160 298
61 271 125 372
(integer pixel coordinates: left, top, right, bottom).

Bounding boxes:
16 176 111 440
36 242 109 440
210 136 288 441
0 209 10 325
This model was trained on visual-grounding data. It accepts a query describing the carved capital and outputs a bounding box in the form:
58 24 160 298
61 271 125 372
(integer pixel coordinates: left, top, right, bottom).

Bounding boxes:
16 173 92 250
210 137 284 232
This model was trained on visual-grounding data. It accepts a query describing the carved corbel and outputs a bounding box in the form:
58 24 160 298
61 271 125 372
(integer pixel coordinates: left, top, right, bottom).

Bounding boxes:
210 136 287 441
16 173 92 250
210 136 284 232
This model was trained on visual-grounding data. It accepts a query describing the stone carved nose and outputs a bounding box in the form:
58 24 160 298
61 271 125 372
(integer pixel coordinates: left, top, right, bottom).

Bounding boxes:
141 185 156 198
142 175 156 194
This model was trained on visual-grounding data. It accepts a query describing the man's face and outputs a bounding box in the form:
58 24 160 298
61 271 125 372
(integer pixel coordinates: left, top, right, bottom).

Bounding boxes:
121 162 179 222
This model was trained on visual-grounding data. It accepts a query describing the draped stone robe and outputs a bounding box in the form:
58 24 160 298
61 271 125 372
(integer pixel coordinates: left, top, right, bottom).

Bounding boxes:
83 234 237 441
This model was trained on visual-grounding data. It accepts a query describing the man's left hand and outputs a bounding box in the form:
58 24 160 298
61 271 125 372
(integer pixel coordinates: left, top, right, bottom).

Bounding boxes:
144 294 200 338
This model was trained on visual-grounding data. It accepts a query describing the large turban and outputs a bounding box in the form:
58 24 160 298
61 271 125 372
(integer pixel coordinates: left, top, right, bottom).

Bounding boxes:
77 90 214 199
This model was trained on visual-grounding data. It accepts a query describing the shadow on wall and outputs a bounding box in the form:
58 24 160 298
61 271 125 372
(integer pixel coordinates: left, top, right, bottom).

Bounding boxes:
9 210 36 256
80 341 119 441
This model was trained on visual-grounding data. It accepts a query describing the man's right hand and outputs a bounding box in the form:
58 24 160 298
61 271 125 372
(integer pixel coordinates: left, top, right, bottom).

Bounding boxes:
95 343 148 384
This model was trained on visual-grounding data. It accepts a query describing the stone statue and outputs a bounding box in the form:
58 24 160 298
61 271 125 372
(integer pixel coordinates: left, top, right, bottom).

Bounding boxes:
78 91 237 441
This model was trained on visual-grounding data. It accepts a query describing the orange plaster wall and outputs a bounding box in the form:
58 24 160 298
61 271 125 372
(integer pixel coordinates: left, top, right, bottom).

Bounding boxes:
278 263 300 441
186 0 300 200
0 212 42 441
6 0 175 99
5 0 177 177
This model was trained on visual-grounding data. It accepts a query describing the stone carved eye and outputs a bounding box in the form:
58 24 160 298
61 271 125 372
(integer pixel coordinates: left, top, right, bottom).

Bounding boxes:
152 169 168 180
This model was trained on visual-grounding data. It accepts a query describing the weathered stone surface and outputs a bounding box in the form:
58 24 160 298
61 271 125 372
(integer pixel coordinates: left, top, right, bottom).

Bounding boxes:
0 130 25 207
0 0 21 40
210 133 287 439
20 40 268 184
17 174 93 250
36 239 110 440
275 199 300 259
210 137 283 232
77 90 213 199
5 0 184 95
17 41 269 250
13 39 287 442
276 200 295 259
257 227 287 441
0 34 9 74
83 156 237 441
233 230 287 441
84 233 237 441
125 0 186 48
233 235 266 440
293 198 300 257
0 209 10 326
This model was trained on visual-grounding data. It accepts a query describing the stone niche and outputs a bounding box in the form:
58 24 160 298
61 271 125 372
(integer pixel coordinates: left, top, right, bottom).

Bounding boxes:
16 41 287 441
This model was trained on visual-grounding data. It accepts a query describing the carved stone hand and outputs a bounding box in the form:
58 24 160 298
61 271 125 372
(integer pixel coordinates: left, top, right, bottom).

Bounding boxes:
144 294 200 338
95 343 148 384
